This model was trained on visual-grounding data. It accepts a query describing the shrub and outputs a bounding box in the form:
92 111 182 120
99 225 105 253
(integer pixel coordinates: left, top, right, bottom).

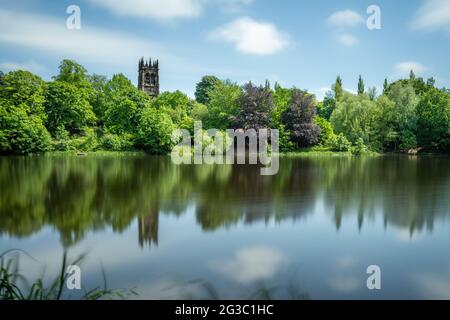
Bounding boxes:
329 133 352 152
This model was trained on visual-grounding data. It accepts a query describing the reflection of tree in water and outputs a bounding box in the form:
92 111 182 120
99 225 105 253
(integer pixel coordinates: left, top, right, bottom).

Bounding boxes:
0 155 449 247
321 155 450 234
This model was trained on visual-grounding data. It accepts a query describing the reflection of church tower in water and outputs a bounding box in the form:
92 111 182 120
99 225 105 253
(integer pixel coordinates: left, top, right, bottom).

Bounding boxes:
138 211 159 248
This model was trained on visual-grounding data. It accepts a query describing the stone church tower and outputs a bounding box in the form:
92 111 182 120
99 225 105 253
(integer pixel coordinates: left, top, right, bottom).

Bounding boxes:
138 57 159 97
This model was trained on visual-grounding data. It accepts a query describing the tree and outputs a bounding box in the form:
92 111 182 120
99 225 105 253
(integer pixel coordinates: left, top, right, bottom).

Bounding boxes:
426 77 436 87
0 103 52 154
103 74 148 135
44 81 96 135
54 59 91 87
358 75 365 95
89 74 109 125
368 87 377 101
281 89 321 148
151 90 198 131
317 91 336 120
231 82 274 130
330 93 381 149
383 78 389 94
416 88 450 151
382 82 418 150
0 71 51 154
314 116 334 146
195 75 220 104
203 80 241 130
333 76 343 101
0 70 47 120
136 105 175 154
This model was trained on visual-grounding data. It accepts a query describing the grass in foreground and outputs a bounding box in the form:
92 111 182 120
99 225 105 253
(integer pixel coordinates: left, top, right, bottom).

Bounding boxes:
0 249 136 300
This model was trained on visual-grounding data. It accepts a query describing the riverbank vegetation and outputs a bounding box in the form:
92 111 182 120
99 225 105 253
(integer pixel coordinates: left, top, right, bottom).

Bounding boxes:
0 249 135 300
0 60 449 155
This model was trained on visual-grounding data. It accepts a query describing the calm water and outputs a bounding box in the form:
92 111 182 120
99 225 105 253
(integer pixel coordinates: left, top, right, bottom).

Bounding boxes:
1 154 450 299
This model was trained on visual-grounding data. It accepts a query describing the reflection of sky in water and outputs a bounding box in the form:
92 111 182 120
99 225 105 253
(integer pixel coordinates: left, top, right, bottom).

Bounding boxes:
2 199 450 299
1 155 450 299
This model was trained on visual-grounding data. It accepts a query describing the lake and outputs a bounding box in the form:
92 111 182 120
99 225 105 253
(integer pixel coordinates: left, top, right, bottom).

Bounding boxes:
1 154 450 299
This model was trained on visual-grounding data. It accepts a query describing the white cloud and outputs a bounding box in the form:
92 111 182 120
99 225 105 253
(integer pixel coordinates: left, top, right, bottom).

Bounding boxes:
209 246 286 284
0 9 169 66
413 0 450 30
0 61 46 73
210 17 289 55
87 0 203 21
335 33 359 46
327 10 364 27
395 61 428 76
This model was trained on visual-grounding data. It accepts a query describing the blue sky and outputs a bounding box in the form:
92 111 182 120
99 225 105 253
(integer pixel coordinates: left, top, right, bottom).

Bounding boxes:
1 0 450 99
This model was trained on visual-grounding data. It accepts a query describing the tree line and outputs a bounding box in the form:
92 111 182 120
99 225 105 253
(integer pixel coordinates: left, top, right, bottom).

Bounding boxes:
0 59 449 155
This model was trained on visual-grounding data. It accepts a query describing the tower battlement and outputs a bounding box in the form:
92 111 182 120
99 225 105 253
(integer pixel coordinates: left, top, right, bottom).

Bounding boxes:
138 57 159 97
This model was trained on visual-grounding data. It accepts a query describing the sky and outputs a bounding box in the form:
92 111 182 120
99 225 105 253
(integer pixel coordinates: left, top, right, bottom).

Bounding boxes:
1 0 450 100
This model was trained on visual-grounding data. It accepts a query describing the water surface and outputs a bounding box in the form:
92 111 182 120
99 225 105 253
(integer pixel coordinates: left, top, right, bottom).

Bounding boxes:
1 154 450 299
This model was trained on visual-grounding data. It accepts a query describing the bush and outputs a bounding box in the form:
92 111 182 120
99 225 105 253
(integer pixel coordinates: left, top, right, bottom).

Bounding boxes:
137 106 175 154
100 132 134 151
0 105 52 154
66 128 99 152
314 116 334 146
329 133 352 152
351 138 369 155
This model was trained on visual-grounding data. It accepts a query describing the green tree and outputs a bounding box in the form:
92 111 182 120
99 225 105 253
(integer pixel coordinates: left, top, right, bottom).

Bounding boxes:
330 93 381 149
44 81 96 135
382 82 418 150
203 80 241 130
89 74 109 125
0 103 51 154
333 76 343 101
416 88 450 151
358 75 365 95
151 90 196 131
54 60 91 89
368 87 377 101
314 116 334 146
0 71 51 154
195 75 220 104
136 105 175 154
383 78 389 94
317 91 336 120
0 70 47 120
281 89 321 148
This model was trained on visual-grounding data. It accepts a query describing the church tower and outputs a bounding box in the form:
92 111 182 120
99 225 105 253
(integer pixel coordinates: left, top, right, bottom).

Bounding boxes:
138 57 159 97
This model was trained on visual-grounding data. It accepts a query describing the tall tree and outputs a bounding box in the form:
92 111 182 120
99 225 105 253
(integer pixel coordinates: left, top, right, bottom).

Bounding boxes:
0 71 51 154
368 87 377 101
203 80 241 130
330 93 381 149
194 75 220 104
281 89 321 148
383 78 389 94
416 87 450 151
358 75 365 95
333 76 343 101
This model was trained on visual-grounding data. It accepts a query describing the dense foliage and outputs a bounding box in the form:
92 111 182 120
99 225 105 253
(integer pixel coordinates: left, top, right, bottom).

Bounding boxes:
0 59 449 155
